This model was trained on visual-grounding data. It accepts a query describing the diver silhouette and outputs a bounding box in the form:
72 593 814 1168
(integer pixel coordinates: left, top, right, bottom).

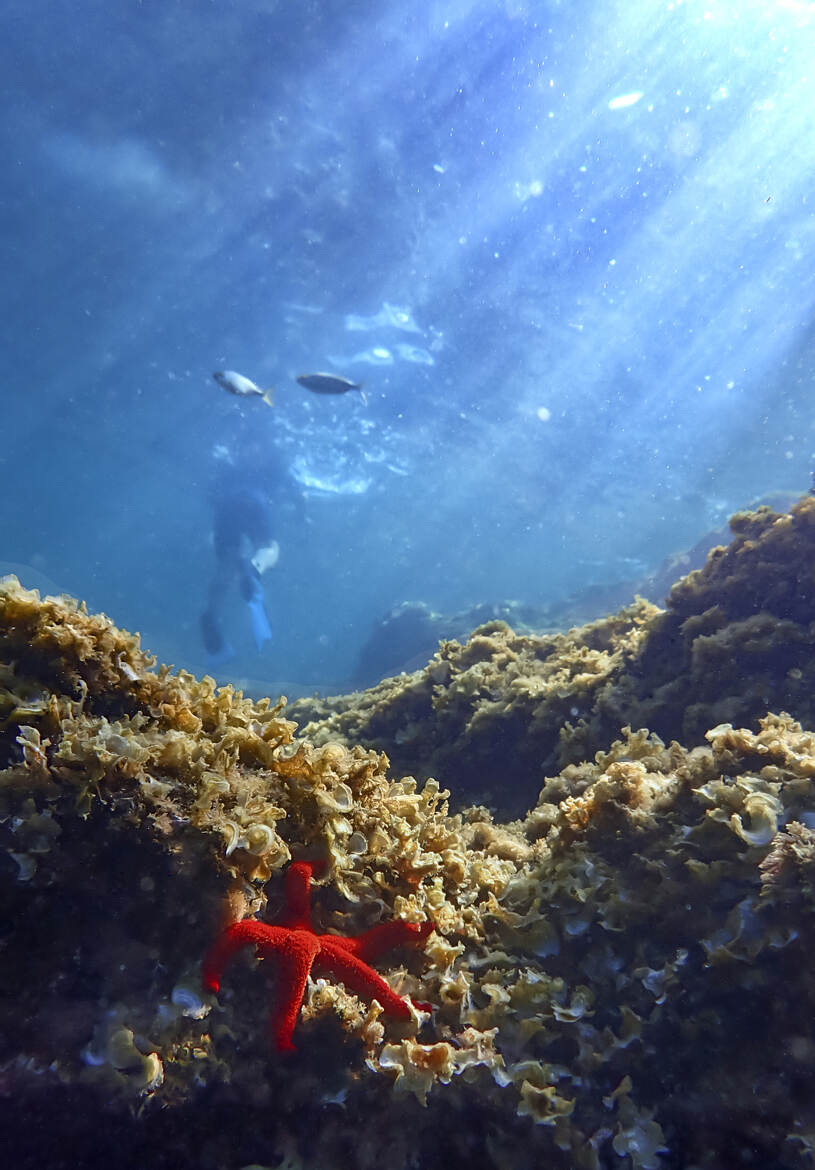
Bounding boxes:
200 480 277 667
199 405 307 670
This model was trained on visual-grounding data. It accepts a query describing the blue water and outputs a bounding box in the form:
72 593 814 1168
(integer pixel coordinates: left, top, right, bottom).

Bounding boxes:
2 0 813 691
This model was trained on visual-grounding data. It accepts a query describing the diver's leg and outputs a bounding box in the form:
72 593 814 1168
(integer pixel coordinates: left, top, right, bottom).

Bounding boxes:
201 562 235 666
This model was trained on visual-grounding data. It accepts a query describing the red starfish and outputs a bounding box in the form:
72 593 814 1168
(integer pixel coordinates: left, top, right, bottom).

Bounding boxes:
203 860 433 1051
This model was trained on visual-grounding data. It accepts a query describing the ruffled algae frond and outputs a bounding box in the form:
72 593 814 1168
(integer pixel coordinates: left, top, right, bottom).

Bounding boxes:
3 497 815 1168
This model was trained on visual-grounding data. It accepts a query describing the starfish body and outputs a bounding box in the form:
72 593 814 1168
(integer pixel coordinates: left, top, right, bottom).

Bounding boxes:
203 861 432 1051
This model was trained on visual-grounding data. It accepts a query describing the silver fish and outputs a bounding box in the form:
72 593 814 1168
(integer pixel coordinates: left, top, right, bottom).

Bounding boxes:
296 372 363 395
213 370 274 408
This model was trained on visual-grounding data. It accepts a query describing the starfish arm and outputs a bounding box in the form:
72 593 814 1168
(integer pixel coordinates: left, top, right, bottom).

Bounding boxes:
202 864 432 1049
267 932 321 1051
277 861 315 930
341 918 434 962
317 936 414 1019
202 921 290 994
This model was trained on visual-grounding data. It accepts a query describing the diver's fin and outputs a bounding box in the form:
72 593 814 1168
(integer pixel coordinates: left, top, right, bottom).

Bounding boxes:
201 608 226 656
246 595 272 651
206 643 235 670
201 608 235 669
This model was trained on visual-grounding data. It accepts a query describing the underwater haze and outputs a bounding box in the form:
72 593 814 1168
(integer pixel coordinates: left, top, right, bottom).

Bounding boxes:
3 0 814 692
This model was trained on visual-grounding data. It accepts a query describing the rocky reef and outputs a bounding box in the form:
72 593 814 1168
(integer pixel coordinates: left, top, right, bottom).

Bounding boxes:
292 496 815 816
351 598 553 687
3 496 815 1169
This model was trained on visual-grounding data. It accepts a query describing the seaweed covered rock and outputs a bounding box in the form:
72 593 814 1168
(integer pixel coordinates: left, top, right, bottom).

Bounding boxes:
0 577 516 1166
4 575 815 1169
292 602 659 814
292 495 815 815
353 599 556 686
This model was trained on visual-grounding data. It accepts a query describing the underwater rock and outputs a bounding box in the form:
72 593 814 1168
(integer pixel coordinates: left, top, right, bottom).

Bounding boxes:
293 600 660 814
293 495 815 815
4 537 815 1168
349 496 804 698
353 599 551 687
353 600 443 684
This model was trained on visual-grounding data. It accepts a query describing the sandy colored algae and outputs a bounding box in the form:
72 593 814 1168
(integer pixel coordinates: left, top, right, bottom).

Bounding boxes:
3 496 815 1167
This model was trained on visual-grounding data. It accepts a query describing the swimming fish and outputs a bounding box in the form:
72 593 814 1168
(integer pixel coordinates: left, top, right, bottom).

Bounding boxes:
213 370 274 408
296 372 363 395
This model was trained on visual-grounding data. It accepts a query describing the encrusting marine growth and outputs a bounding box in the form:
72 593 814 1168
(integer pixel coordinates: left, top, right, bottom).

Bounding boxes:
203 858 433 1050
5 495 815 1169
